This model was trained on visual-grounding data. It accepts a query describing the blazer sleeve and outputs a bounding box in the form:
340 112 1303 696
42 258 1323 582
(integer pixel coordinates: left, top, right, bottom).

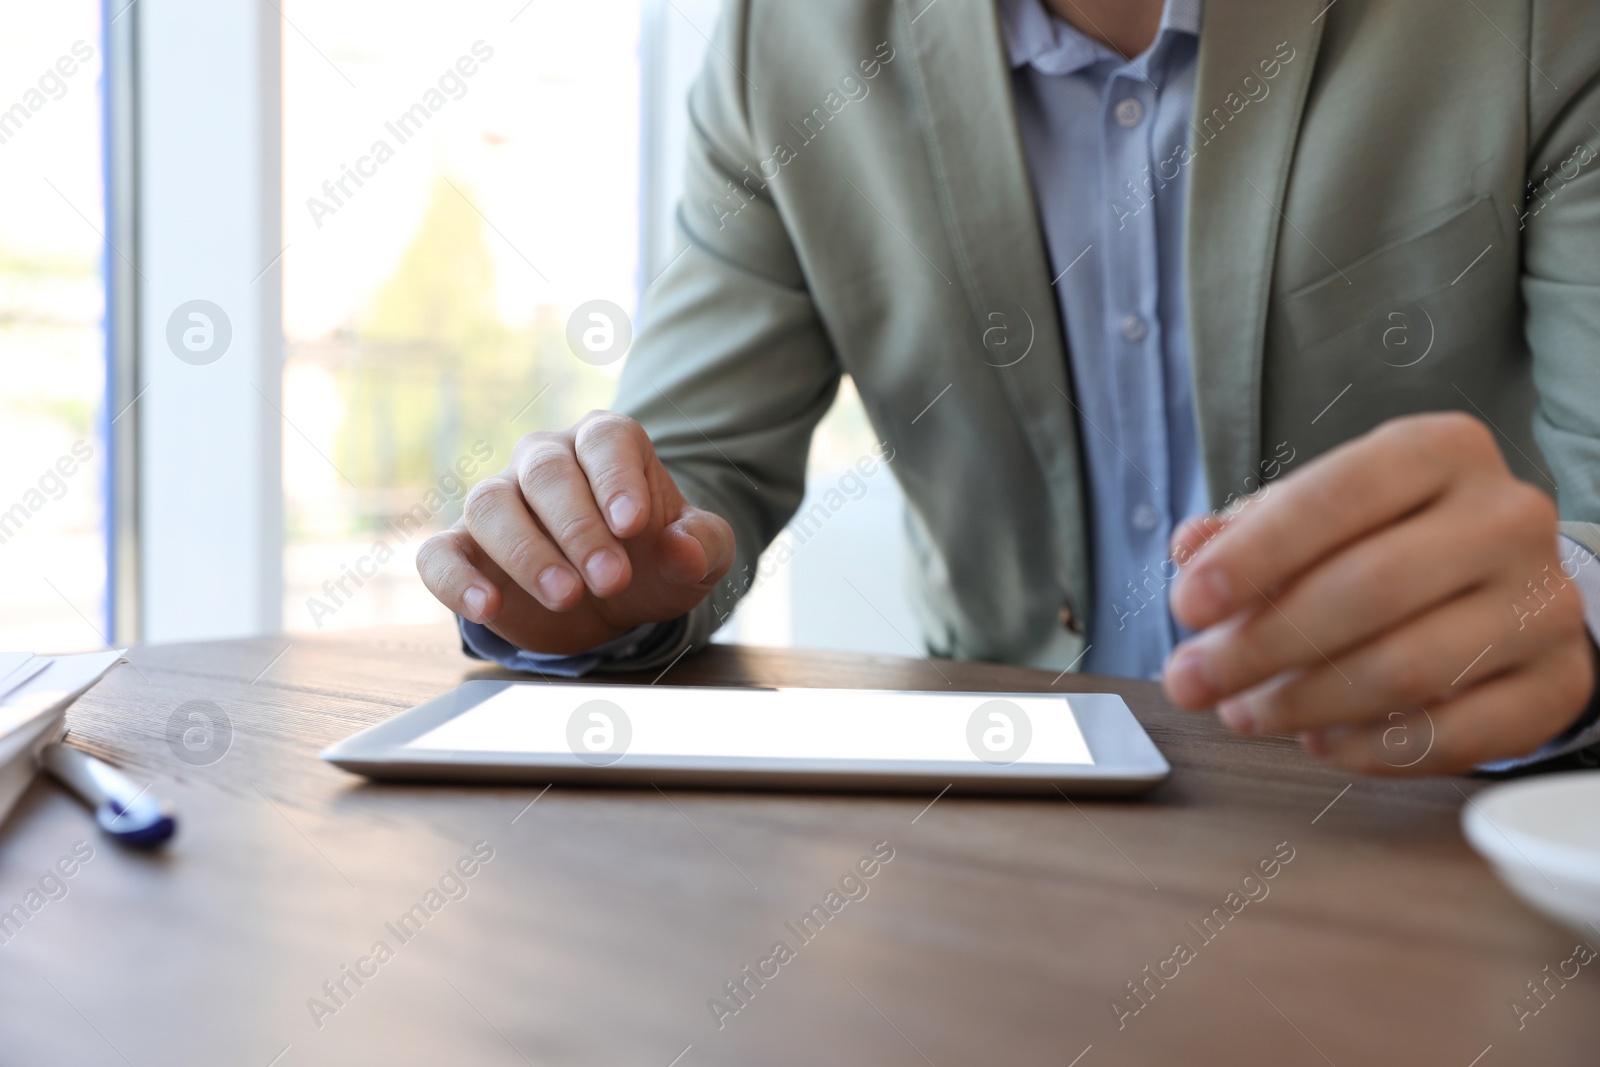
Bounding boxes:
610 0 843 663
1524 0 1600 521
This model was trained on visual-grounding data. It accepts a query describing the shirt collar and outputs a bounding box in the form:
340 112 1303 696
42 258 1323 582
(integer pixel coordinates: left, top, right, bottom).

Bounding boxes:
998 0 1201 76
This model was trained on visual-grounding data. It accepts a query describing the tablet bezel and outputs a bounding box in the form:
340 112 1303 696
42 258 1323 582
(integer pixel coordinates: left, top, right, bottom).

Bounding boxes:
320 680 1171 796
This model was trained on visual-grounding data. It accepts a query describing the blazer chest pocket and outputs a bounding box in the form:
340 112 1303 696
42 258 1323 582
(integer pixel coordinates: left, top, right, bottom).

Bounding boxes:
1281 195 1505 354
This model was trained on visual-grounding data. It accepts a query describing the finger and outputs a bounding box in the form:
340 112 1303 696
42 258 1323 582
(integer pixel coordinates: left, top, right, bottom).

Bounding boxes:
515 436 632 597
1245 567 1588 736
1170 412 1504 629
416 528 502 623
1302 643 1595 775
1165 493 1530 707
1169 511 1231 565
657 506 737 587
572 412 654 538
1216 587 1526 735
461 475 586 610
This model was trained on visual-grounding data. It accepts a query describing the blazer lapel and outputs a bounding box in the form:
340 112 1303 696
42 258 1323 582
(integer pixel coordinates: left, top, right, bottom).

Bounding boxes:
899 0 1092 621
1185 0 1328 505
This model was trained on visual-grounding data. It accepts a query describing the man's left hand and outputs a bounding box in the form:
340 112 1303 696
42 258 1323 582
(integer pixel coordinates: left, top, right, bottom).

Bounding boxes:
1162 412 1596 774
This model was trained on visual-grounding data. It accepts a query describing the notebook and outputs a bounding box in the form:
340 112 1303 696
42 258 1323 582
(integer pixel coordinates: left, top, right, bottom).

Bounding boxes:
0 651 126 830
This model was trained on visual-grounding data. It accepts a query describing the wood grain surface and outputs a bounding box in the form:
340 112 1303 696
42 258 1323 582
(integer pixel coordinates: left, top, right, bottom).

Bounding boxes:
0 625 1594 1066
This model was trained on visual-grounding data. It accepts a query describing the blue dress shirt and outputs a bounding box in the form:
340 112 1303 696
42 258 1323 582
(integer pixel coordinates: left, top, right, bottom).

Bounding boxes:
1002 0 1207 680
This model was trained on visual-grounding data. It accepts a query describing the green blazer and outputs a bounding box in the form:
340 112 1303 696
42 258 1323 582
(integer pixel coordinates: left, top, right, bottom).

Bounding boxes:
612 0 1600 671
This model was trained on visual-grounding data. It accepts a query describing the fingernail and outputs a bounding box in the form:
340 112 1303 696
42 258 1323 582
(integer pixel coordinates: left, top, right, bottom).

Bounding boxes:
608 495 640 532
1167 646 1219 705
585 550 624 589
538 566 579 603
1217 696 1255 733
462 585 488 622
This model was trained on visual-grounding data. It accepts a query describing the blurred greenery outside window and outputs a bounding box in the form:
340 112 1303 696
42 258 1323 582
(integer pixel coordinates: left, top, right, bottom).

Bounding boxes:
282 0 897 648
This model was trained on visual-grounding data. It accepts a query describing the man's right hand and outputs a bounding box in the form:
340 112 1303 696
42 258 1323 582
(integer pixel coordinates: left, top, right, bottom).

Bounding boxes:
417 411 736 655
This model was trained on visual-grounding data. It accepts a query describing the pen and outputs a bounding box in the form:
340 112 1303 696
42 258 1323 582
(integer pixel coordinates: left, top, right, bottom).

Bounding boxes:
40 742 177 847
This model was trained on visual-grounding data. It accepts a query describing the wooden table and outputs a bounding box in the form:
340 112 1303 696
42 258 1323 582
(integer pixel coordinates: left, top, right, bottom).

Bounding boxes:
1 625 1594 1065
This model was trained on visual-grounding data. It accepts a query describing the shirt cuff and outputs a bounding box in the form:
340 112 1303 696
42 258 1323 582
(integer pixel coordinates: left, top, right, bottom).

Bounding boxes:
1478 533 1600 771
456 615 685 678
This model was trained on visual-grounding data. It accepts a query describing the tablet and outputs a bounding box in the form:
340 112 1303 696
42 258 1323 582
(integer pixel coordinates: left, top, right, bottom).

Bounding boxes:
321 681 1170 795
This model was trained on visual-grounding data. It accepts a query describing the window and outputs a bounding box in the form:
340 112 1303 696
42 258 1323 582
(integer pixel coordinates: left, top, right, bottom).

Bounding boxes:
277 0 914 652
0 4 108 652
281 0 643 633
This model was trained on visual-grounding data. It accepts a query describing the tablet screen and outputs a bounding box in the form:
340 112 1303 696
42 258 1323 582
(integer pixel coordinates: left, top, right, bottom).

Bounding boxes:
403 685 1095 767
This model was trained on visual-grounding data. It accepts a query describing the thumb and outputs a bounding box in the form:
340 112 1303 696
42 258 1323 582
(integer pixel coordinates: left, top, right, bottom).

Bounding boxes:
656 505 736 587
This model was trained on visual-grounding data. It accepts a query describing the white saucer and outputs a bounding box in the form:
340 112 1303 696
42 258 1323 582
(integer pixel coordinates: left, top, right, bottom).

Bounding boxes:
1461 771 1600 935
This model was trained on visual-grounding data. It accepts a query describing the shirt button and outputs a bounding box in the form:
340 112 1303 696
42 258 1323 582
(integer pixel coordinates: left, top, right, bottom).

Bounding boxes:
1114 97 1144 127
1121 313 1148 342
1132 503 1160 531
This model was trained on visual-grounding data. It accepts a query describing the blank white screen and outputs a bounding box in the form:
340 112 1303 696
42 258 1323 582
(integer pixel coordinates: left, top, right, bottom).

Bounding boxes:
404 685 1095 766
